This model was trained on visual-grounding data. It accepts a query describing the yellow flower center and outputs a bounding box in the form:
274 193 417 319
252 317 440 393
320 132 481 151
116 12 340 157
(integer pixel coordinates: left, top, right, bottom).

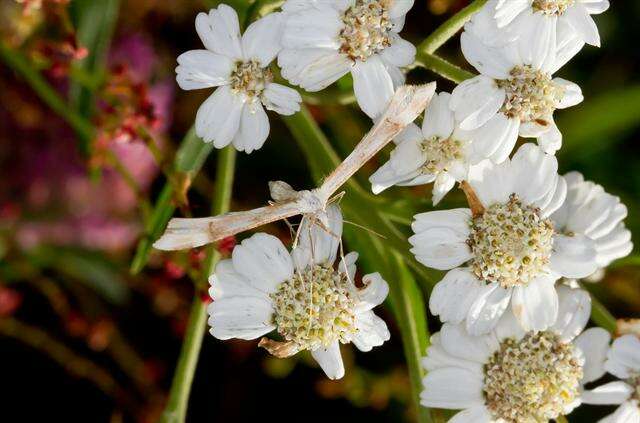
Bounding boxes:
271 265 357 351
420 136 464 175
497 65 564 124
468 194 554 288
230 59 273 102
339 0 393 62
532 0 575 16
484 331 583 422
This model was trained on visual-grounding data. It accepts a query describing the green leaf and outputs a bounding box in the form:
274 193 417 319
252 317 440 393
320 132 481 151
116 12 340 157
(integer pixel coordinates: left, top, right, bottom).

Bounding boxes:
69 0 120 149
388 252 431 423
28 246 129 305
558 85 640 159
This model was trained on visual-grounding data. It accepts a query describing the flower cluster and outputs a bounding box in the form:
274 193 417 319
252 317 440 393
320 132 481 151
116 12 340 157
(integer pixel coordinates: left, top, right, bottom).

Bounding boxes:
207 205 390 379
170 1 636 418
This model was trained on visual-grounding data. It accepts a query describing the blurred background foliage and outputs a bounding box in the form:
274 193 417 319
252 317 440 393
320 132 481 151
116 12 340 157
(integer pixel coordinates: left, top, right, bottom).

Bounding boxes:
0 0 638 422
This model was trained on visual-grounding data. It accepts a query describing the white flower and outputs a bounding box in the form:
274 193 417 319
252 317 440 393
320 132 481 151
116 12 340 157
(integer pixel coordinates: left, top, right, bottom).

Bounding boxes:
581 334 640 423
176 5 302 153
421 285 611 422
552 171 633 274
490 0 609 51
278 0 416 119
369 91 517 205
410 143 599 334
207 205 390 379
451 8 585 155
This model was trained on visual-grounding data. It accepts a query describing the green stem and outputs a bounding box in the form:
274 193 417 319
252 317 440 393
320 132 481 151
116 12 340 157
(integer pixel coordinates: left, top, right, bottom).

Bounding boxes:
590 291 617 333
130 129 214 274
413 52 474 83
160 146 237 423
417 0 488 55
302 88 356 106
389 252 432 423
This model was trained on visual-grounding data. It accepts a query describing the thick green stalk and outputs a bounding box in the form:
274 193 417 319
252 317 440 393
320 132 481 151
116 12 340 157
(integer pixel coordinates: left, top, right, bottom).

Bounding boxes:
413 52 474 83
160 146 236 423
589 291 618 333
417 0 488 54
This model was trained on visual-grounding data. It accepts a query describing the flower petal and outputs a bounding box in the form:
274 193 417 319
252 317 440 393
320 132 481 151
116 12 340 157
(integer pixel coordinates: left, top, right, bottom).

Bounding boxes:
209 259 267 299
232 233 294 294
460 31 512 79
537 119 563 154
450 75 505 130
242 12 283 65
195 86 244 147
175 50 233 90
582 382 633 405
581 0 610 14
262 82 302 116
281 6 342 50
575 327 611 384
449 405 493 423
410 209 473 270
420 367 485 409
552 285 591 342
292 204 343 269
605 335 640 379
207 295 275 340
468 159 513 206
516 10 557 71
511 275 559 332
432 173 456 205
352 56 395 119
466 282 512 335
380 35 416 68
388 0 414 19
422 338 485 374
550 18 586 73
352 310 390 351
440 323 494 363
430 268 484 325
195 5 243 60
311 341 345 380
278 48 352 91
555 77 584 109
232 102 270 154
356 273 389 312
468 113 519 164
599 400 640 423
550 233 599 279
422 92 455 140
565 2 601 46
369 135 426 194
